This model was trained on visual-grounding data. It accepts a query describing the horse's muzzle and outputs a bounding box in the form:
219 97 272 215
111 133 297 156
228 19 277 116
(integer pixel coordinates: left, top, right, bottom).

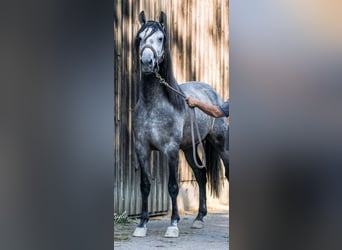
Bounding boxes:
140 46 159 74
140 62 157 74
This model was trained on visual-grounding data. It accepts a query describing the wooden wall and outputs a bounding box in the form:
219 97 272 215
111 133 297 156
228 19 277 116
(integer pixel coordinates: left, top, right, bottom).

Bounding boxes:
114 0 229 216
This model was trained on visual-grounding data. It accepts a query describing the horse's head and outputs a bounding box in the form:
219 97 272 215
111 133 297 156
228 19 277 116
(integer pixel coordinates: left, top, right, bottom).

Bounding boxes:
136 11 167 75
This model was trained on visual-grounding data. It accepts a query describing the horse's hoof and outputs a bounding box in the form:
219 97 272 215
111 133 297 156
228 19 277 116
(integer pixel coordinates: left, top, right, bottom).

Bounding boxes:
133 226 147 237
191 220 204 229
164 226 179 237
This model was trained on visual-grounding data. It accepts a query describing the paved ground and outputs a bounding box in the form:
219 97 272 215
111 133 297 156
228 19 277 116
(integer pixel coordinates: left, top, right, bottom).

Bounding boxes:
114 210 229 250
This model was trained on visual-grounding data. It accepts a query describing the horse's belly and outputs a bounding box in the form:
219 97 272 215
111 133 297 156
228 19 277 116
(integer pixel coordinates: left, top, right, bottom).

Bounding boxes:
180 111 213 149
179 125 210 150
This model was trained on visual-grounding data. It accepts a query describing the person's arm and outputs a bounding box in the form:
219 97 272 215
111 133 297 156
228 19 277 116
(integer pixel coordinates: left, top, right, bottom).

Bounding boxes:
185 97 225 118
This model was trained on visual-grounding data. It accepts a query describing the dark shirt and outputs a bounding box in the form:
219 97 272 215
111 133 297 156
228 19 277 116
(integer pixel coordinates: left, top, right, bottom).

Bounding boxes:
218 100 229 117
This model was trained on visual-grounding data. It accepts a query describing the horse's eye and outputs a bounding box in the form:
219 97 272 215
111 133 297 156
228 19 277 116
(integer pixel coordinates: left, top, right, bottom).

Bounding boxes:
158 37 163 42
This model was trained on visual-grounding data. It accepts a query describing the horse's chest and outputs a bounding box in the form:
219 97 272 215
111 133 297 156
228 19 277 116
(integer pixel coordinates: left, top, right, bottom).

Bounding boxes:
139 109 179 132
133 104 183 143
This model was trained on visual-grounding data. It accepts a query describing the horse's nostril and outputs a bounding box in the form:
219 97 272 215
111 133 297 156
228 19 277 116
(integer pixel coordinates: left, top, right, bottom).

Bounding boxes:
141 58 153 65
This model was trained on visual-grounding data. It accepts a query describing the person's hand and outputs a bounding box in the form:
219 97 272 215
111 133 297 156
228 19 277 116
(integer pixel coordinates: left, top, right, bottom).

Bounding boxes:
185 97 196 108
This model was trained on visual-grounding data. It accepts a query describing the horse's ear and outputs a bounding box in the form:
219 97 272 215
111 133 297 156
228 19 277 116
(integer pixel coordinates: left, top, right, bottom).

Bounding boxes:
138 11 146 25
159 11 166 29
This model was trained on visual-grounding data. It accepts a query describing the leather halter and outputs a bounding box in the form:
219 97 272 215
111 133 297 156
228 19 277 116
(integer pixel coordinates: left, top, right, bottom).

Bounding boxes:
140 44 165 71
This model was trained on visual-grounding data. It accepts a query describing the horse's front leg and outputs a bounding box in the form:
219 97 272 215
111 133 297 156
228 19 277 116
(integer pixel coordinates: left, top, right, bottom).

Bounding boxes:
133 144 151 237
164 149 181 237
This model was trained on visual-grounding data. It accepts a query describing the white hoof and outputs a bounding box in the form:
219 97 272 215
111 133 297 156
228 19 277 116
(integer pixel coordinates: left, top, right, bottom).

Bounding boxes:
164 226 179 238
191 220 204 229
133 227 147 237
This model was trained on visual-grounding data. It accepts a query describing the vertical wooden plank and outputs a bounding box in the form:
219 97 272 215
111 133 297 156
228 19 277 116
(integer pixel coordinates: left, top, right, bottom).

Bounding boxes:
146 0 151 20
126 0 133 215
219 0 224 96
225 0 230 97
214 0 218 89
132 0 140 216
182 0 187 83
116 0 123 214
135 0 142 216
209 0 214 84
121 0 128 214
185 0 189 81
193 0 196 81
203 0 207 82
114 0 118 214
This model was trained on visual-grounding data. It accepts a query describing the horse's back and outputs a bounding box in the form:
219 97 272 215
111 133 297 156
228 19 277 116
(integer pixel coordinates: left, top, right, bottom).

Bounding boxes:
180 81 223 105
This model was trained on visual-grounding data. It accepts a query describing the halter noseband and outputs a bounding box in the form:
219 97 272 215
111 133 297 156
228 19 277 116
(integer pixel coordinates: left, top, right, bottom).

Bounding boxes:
140 44 164 64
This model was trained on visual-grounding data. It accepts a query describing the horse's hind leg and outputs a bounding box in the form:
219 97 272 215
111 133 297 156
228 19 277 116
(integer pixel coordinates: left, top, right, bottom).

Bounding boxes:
183 148 207 229
133 144 151 237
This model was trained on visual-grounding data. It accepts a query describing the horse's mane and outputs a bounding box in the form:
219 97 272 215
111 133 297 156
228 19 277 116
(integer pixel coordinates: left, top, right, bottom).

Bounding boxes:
135 21 185 111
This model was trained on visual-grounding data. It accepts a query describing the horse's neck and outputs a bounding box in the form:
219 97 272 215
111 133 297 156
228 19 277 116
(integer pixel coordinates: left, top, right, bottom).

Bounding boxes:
140 74 165 101
140 67 185 111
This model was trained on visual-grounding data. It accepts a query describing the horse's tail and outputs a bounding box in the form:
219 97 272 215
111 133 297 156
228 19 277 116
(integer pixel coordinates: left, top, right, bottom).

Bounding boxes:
204 140 223 198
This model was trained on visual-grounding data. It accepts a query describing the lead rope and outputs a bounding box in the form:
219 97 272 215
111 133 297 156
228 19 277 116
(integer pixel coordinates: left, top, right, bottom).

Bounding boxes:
189 106 206 169
155 72 206 169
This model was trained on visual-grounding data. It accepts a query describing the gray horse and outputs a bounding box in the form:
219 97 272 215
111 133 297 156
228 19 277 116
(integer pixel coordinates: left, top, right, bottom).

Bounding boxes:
133 11 229 238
